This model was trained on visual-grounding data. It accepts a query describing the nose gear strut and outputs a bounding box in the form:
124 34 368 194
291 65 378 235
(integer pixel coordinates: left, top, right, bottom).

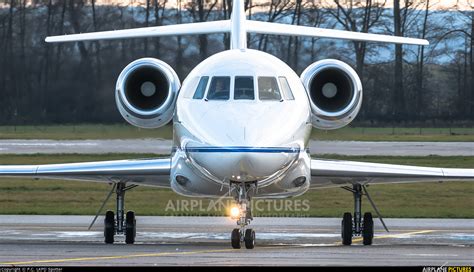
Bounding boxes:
230 181 256 249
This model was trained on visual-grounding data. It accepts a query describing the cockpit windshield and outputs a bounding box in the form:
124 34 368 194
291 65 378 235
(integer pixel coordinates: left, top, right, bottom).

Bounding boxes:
278 76 294 100
193 76 209 99
207 76 230 100
258 77 281 101
234 76 255 100
191 75 294 102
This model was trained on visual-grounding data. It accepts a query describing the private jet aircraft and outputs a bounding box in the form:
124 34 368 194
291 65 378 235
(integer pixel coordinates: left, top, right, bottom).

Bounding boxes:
1 0 473 249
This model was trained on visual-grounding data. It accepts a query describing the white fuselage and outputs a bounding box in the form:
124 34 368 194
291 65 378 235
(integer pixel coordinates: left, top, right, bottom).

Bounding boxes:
170 49 313 198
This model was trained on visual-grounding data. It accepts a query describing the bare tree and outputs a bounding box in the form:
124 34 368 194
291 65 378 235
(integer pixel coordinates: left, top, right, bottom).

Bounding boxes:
176 0 183 76
0 0 16 118
326 0 386 76
467 1 473 115
286 0 304 70
0 8 5 102
471 15 473 115
187 0 219 60
393 0 404 117
39 0 55 118
91 0 102 82
428 1 472 117
143 0 151 55
68 0 88 60
414 0 431 118
391 0 426 118
153 0 167 56
305 2 324 61
255 0 293 52
54 0 67 79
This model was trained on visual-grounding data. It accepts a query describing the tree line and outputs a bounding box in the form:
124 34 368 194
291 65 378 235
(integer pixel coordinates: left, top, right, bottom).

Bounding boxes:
0 0 472 126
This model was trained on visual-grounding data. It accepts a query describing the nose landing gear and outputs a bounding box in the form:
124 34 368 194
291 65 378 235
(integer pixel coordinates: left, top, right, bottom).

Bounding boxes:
230 182 256 249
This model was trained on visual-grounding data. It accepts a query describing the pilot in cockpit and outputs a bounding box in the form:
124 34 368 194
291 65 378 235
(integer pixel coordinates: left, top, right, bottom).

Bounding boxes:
258 77 281 100
208 77 230 100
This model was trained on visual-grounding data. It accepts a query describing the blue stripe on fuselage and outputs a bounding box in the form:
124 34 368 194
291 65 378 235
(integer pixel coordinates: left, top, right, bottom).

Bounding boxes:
184 147 301 153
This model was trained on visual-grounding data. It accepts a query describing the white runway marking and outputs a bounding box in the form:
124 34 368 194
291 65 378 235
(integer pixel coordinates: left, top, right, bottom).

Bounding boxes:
0 230 340 241
405 254 459 257
1 143 98 146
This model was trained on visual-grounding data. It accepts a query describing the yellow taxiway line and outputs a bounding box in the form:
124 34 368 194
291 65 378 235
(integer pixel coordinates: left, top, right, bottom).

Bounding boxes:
350 229 436 245
0 230 437 266
1 248 239 266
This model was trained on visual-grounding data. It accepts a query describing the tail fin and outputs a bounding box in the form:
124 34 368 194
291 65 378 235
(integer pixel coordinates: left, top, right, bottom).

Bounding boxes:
230 0 247 49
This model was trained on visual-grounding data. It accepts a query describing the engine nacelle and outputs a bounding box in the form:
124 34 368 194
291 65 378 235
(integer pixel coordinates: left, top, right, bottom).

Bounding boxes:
115 58 180 128
301 59 362 130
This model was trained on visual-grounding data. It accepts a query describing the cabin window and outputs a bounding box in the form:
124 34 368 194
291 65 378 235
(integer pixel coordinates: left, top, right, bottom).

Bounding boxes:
193 76 209 99
279 77 294 100
207 76 231 100
258 77 281 101
234 76 255 100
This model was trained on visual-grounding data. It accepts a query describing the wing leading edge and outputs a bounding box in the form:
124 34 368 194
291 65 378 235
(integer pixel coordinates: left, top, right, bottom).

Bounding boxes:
0 158 171 188
310 159 474 189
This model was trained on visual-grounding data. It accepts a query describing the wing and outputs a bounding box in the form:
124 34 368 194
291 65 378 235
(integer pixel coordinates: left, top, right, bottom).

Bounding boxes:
0 158 171 188
310 158 474 189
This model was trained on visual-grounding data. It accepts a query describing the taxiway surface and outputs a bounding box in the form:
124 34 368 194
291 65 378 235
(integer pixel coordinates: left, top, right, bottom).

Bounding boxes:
0 139 473 156
0 216 472 266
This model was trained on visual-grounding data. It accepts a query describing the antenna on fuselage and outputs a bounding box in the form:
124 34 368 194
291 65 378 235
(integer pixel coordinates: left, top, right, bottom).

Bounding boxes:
230 0 247 50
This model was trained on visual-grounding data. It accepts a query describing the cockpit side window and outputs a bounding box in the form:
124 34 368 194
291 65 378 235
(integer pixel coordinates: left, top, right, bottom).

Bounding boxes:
207 76 230 100
193 76 209 99
258 77 281 101
234 76 255 100
279 77 295 100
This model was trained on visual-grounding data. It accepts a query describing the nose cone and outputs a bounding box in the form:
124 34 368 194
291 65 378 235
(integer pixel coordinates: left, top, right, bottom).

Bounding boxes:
185 145 300 183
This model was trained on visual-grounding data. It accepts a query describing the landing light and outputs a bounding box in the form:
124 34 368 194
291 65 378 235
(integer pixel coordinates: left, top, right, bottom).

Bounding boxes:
230 206 241 220
293 176 307 187
175 175 189 186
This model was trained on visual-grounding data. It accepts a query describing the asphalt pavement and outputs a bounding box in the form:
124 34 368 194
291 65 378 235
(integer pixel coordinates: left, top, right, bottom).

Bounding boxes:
0 139 472 156
0 216 472 266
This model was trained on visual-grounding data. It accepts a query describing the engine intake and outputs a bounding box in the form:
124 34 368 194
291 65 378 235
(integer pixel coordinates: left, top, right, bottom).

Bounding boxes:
301 59 362 130
115 58 180 128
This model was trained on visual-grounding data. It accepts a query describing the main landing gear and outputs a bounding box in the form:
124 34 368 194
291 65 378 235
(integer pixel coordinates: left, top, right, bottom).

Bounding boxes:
230 182 256 249
88 182 138 244
341 184 389 246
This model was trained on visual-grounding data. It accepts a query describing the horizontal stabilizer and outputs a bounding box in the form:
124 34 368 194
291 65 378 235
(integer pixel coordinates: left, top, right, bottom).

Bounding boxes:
247 20 429 46
46 18 428 47
45 20 231 43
